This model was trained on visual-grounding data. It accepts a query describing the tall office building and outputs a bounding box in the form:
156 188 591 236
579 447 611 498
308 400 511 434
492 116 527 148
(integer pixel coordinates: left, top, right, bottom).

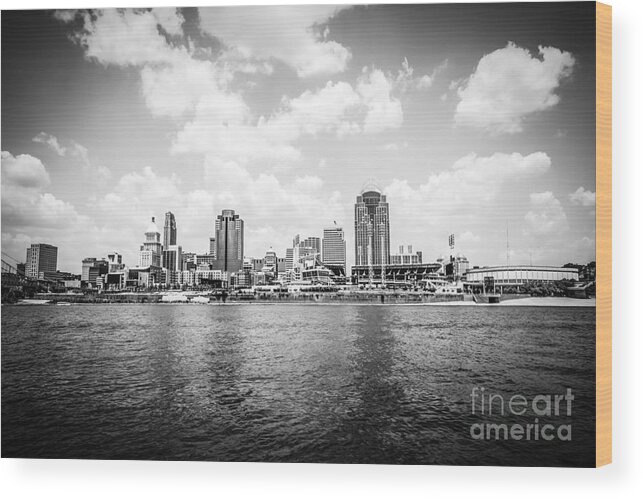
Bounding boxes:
285 248 294 271
209 237 216 257
139 217 162 268
163 245 182 272
25 243 58 278
163 211 176 248
214 209 244 272
354 188 390 267
322 226 346 271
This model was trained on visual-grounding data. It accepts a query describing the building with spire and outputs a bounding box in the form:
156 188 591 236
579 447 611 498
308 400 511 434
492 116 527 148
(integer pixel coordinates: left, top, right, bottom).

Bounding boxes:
139 217 162 268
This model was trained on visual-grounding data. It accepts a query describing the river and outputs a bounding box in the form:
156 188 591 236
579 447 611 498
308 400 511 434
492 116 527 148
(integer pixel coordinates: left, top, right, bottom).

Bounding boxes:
1 303 596 466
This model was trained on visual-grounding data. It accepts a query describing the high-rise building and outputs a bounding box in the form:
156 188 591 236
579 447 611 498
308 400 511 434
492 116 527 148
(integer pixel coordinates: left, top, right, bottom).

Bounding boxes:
354 188 390 267
214 209 244 273
302 236 321 257
285 248 294 271
163 245 183 272
209 237 216 257
139 217 162 268
322 226 346 271
163 211 176 248
25 243 58 278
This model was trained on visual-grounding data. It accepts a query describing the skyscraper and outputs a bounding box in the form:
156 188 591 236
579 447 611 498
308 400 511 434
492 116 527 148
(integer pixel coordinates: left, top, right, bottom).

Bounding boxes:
322 226 346 272
163 211 176 248
214 209 244 272
25 243 58 278
354 188 390 267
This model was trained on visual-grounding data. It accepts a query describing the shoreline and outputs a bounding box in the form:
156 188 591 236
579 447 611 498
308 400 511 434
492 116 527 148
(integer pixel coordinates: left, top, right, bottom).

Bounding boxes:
6 296 596 308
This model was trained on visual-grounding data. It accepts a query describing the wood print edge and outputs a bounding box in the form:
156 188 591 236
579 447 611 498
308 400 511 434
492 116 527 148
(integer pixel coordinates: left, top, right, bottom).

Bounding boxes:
595 0 612 468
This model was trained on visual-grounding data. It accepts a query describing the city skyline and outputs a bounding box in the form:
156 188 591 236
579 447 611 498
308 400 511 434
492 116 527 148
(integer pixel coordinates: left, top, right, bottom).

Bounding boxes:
1 4 596 272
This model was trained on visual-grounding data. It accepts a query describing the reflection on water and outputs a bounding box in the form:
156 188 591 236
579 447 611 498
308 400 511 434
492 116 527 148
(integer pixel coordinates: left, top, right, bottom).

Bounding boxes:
2 304 595 466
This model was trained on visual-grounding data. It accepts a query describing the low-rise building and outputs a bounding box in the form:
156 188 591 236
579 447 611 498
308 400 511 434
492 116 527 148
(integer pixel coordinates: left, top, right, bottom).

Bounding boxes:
464 265 579 286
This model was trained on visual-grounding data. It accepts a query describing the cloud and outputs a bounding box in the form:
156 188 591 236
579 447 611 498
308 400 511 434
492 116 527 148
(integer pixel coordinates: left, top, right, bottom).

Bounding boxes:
357 68 403 134
524 191 569 235
382 151 553 263
62 8 187 67
1 151 51 188
152 8 184 37
32 132 66 156
57 8 400 173
455 42 575 134
1 151 84 234
198 5 352 77
172 68 405 164
53 10 77 23
94 159 346 259
395 58 447 92
201 159 346 256
569 186 596 207
31 132 110 179
273 80 361 136
387 152 551 210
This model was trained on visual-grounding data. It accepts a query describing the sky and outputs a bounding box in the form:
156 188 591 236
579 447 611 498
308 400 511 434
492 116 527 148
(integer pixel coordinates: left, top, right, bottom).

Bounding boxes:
1 3 597 273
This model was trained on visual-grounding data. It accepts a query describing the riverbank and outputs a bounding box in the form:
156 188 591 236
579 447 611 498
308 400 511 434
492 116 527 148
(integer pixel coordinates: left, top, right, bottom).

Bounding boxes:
8 293 596 307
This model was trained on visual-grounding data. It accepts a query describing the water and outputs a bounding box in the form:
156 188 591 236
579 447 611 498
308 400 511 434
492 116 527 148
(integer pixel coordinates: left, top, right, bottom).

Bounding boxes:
1 304 595 466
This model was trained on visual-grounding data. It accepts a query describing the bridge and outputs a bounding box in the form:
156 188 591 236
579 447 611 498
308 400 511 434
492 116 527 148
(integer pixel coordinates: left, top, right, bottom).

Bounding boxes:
1 251 59 295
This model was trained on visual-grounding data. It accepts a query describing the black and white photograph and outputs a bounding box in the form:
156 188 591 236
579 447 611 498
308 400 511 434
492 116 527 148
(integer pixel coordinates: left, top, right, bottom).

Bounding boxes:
2 2 599 467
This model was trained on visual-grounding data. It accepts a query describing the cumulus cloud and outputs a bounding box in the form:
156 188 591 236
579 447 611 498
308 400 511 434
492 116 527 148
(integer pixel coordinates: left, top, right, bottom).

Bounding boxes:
357 68 403 134
64 8 187 67
56 8 400 173
198 5 352 77
569 186 596 207
387 152 551 210
455 42 575 134
524 191 569 235
201 158 346 255
93 159 346 259
172 68 404 164
1 151 84 234
382 151 552 262
1 151 51 188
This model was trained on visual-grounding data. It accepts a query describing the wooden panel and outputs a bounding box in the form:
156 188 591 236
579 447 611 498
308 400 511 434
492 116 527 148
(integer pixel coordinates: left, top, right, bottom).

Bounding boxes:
595 1 612 468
